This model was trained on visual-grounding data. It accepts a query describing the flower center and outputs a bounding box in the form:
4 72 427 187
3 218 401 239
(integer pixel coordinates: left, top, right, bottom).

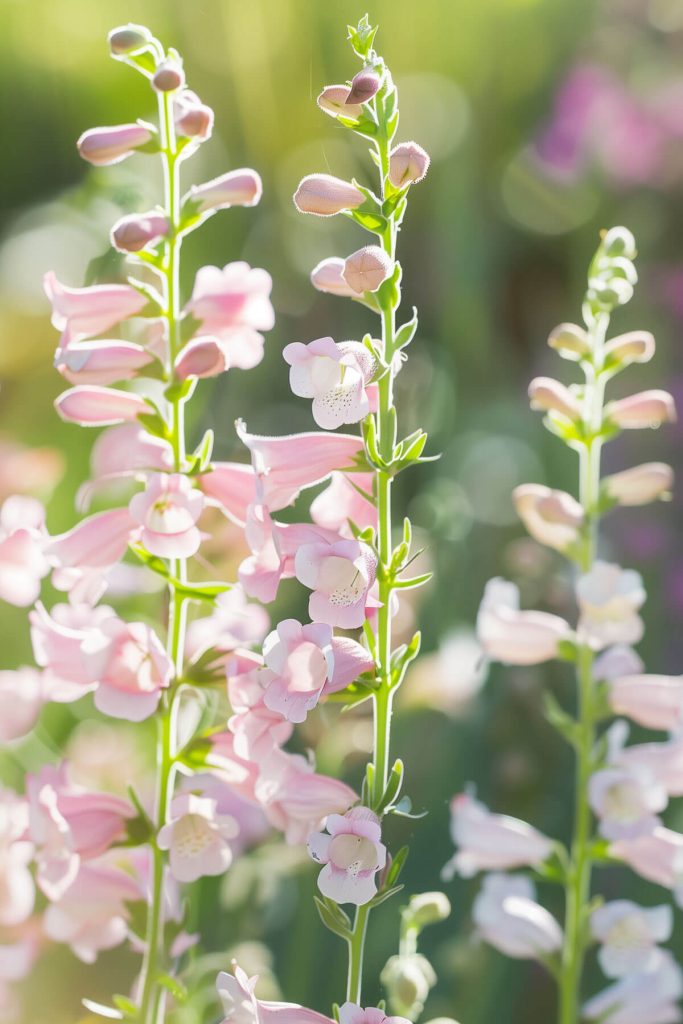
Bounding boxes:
328 833 378 875
173 814 215 859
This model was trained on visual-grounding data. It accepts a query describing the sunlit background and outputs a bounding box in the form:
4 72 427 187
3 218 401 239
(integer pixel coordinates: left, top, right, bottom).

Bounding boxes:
2 0 683 1020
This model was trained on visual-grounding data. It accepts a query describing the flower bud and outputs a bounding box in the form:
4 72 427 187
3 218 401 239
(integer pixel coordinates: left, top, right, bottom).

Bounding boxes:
153 58 185 93
55 386 149 426
603 463 674 506
606 390 676 430
547 322 590 361
343 245 393 294
604 330 655 367
528 377 581 422
346 68 381 105
406 891 452 929
317 84 363 120
293 174 364 217
110 210 169 253
601 226 637 260
513 484 583 552
77 122 155 166
174 90 214 141
310 258 357 298
185 169 262 214
108 24 152 56
389 141 430 188
380 954 436 1020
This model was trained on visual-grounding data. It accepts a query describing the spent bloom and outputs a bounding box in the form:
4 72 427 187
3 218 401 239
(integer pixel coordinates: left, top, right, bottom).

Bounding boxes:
157 793 239 883
129 473 204 558
576 561 645 649
472 873 563 960
591 900 673 978
477 577 572 665
308 806 387 906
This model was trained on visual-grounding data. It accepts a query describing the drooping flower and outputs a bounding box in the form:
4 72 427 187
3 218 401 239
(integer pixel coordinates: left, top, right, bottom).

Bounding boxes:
0 496 49 606
442 792 554 879
157 793 239 883
77 122 155 166
512 484 583 552
308 806 387 906
317 84 365 120
582 950 683 1024
174 89 214 141
589 765 667 841
609 673 683 732
606 390 676 430
283 338 376 429
184 168 263 215
576 561 645 649
603 463 674 506
591 900 673 978
129 473 204 558
111 210 169 253
610 827 683 904
293 174 365 217
55 385 150 426
477 578 572 665
44 272 147 350
472 873 563 959
216 963 335 1024
55 339 155 386
310 257 358 298
294 537 378 629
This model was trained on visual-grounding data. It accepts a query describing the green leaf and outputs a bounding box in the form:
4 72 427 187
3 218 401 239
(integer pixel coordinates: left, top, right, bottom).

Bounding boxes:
172 580 232 604
375 758 404 814
384 845 409 888
111 996 138 1020
389 796 428 819
164 378 196 403
157 974 188 1003
390 631 421 689
543 691 581 747
393 572 433 590
367 883 404 909
81 1000 124 1020
136 411 171 442
313 896 352 940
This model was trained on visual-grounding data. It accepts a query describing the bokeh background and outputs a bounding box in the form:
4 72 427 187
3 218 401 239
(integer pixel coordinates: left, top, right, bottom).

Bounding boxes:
2 0 683 1020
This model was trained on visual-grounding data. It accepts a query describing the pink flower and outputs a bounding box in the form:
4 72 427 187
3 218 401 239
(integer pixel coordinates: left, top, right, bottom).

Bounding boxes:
174 336 228 380
617 738 683 797
342 246 393 294
512 484 583 552
157 793 239 883
310 257 358 298
55 339 155 386
346 68 382 105
283 338 376 429
317 84 364 120
0 791 34 927
185 169 263 214
0 496 49 606
308 807 386 906
55 385 150 426
295 538 378 629
186 588 269 668
198 462 257 526
589 766 667 841
583 950 683 1024
604 463 674 506
207 732 261 805
30 602 110 703
255 748 357 845
591 900 673 978
528 376 581 421
477 578 572 665
388 142 430 188
604 330 655 366
89 423 172 480
227 651 294 759
237 424 365 512
185 262 274 371
473 873 563 960
261 619 373 724
26 763 133 900
310 472 376 536
47 507 138 602
442 792 554 879
293 174 365 217
44 271 147 349
0 668 43 742
174 89 214 141
110 210 169 252
94 616 172 721
76 121 155 166
606 390 676 430
609 674 683 732
338 1004 411 1024
43 857 140 963
176 773 268 855
217 964 335 1024
611 828 683 902
577 561 645 649
129 473 204 558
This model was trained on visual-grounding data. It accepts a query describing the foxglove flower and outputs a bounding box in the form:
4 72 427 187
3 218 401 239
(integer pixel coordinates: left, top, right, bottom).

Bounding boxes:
217 964 334 1024
227 650 294 759
0 791 34 927
293 174 365 216
442 792 553 879
185 262 274 370
0 668 43 743
55 339 155 386
44 272 147 350
157 793 239 883
589 765 667 840
583 950 683 1024
294 537 378 629
308 807 387 906
604 462 674 506
283 337 376 429
591 900 673 977
512 484 583 552
576 561 645 649
310 472 377 536
129 473 204 558
472 873 563 959
55 385 150 426
342 246 393 294
0 496 49 607
110 210 169 252
388 141 430 188
611 827 683 903
609 674 683 732
317 84 364 120
184 168 262 214
477 578 572 665
310 257 358 297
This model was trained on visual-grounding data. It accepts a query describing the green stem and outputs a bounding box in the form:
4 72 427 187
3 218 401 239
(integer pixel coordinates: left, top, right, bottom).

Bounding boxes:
137 85 188 1024
558 314 607 1024
346 905 370 1004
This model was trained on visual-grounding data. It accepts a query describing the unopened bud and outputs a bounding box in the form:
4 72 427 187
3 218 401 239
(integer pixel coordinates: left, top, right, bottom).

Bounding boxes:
604 330 655 367
601 226 636 260
547 322 590 361
185 169 262 215
406 891 452 929
343 245 393 294
346 68 381 105
381 954 436 1020
606 390 676 430
310 257 357 297
108 24 153 56
111 210 169 253
174 90 214 140
528 377 581 422
513 484 583 553
389 141 430 189
603 462 674 506
317 84 364 120
153 58 185 93
77 122 155 166
293 174 364 217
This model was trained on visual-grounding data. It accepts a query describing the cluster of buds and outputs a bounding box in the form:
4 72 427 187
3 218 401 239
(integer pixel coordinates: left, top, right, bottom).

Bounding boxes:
457 228 681 1023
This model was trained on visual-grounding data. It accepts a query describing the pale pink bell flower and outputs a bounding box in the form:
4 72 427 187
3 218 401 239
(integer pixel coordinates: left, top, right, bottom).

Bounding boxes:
55 339 155 386
174 336 228 380
77 121 155 166
0 668 43 743
547 322 591 360
528 376 581 421
227 650 294 760
129 473 204 558
591 900 673 978
157 793 239 883
339 1003 411 1024
472 873 563 959
47 507 137 576
604 330 655 366
576 561 645 649
293 174 365 217
388 142 430 189
94 616 172 721
604 463 674 506
44 271 147 350
611 827 683 903
617 737 683 797
294 537 378 629
442 792 553 879
0 791 34 927
512 483 583 552
283 337 376 429
609 674 683 732
217 963 335 1024
310 472 376 536
606 390 676 430
0 495 49 606
186 588 270 667
199 462 257 527
589 765 667 841
174 89 214 141
310 257 358 298
583 950 683 1024
55 385 150 426
477 577 572 665
30 602 111 703
308 806 387 906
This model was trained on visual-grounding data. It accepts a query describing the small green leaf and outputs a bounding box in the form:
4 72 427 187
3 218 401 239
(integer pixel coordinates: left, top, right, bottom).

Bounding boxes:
313 896 352 940
384 845 409 888
368 883 404 908
393 572 433 590
375 758 404 814
111 996 138 1020
543 691 581 747
164 378 196 404
157 974 188 1003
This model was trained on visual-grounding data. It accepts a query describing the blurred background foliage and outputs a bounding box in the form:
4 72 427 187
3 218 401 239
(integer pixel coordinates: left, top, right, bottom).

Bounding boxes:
2 0 683 1021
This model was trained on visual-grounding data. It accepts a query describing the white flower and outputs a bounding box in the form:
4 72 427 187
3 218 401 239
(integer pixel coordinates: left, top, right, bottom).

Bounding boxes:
576 561 645 649
473 873 563 959
591 900 673 978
